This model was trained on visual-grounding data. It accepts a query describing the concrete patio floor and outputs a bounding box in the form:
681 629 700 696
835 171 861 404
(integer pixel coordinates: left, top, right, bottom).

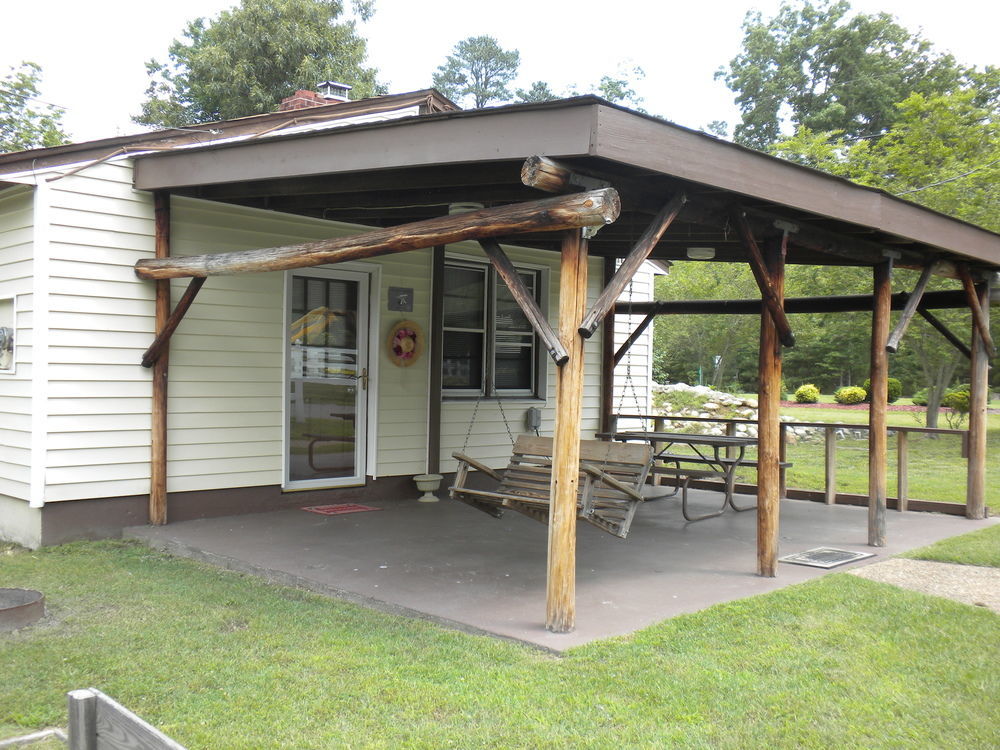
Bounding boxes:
126 490 996 651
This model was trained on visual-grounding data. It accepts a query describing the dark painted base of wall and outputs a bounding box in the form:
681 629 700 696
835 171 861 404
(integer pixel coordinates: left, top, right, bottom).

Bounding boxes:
38 475 436 546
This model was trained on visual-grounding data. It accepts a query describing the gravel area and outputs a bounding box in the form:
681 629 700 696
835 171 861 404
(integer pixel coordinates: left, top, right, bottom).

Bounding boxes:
850 558 1000 613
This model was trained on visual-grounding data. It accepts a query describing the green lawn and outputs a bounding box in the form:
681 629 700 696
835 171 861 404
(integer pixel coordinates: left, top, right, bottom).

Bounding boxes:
901 524 1000 568
2 541 998 749
712 402 999 514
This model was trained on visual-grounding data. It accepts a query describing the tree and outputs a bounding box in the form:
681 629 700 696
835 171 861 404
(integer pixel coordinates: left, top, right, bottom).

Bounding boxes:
135 0 383 128
718 0 990 149
516 81 557 104
0 62 68 153
771 91 1000 231
432 36 520 108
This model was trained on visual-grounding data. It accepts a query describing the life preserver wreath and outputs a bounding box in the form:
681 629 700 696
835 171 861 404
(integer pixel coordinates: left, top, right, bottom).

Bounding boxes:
387 320 424 367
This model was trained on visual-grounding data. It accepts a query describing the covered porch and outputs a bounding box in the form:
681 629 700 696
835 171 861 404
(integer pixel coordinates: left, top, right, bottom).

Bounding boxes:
126 491 996 651
127 95 998 635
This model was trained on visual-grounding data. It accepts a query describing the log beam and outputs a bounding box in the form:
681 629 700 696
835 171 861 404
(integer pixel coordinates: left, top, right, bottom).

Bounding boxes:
757 233 786 577
958 265 996 357
868 260 892 547
135 189 620 280
614 289 977 316
613 312 656 366
141 278 206 368
150 192 170 526
966 279 991 519
733 210 795 347
479 239 568 365
916 308 972 359
579 192 686 338
547 230 588 633
886 261 938 353
521 155 611 194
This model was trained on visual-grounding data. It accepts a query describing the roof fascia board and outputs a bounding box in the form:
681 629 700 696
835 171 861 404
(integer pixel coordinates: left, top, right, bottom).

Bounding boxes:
133 104 598 191
593 105 1000 265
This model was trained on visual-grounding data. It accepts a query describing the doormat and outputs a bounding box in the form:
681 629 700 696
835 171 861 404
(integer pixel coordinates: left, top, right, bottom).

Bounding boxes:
301 504 383 516
779 547 875 569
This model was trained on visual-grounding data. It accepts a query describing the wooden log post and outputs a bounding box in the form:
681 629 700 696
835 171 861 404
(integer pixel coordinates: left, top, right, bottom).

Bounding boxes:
600 257 616 436
547 230 588 633
150 192 170 526
868 261 892 546
824 426 837 504
757 233 786 577
966 279 991 519
135 189 620 280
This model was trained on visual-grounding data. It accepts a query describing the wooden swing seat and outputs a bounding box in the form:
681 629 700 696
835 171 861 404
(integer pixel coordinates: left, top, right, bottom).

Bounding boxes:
449 435 653 539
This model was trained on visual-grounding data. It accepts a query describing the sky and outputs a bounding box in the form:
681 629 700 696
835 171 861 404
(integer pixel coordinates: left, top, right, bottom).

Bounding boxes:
2 0 998 143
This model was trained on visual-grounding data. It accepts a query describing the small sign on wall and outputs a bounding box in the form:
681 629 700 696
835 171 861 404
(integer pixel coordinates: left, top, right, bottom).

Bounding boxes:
387 286 414 312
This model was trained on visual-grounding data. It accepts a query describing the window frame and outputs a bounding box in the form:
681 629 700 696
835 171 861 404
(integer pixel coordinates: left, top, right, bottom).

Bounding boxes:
442 254 547 400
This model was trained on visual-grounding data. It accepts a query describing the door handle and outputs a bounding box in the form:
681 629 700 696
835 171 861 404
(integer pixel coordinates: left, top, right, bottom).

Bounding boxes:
359 367 368 391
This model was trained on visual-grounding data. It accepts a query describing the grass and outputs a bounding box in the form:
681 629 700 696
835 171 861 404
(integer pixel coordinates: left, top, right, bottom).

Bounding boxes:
900 524 1000 568
710 401 1000 514
2 540 998 749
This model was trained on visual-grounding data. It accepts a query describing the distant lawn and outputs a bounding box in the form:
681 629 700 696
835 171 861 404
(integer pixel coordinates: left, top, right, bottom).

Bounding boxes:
2 541 998 749
901 525 1000 568
718 400 998 514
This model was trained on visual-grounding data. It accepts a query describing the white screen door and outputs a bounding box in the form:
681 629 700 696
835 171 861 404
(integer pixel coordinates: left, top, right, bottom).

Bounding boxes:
285 268 369 488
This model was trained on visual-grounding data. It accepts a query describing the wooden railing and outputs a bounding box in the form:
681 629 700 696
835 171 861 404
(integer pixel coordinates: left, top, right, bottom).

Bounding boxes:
610 414 971 516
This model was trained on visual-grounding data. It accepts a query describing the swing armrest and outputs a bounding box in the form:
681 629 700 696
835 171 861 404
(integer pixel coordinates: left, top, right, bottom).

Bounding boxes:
451 452 503 483
580 463 644 502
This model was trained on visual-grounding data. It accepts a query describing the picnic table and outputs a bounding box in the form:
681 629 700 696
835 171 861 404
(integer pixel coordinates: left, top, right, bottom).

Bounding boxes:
596 430 759 521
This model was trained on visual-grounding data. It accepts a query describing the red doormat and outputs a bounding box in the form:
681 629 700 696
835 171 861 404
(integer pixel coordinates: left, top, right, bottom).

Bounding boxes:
301 503 383 516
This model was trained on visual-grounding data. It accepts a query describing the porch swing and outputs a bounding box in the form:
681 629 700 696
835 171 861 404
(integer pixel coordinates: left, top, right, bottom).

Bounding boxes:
448 277 654 540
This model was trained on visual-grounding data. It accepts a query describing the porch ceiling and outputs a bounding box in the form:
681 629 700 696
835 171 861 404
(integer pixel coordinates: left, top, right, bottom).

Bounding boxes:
132 98 1000 274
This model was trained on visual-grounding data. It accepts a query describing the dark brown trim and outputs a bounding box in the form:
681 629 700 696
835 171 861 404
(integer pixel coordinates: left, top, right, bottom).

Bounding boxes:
37 477 425 546
427 246 445 474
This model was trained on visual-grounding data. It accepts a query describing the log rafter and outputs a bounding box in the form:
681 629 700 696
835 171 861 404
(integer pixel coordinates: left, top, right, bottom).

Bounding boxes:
134 189 621 280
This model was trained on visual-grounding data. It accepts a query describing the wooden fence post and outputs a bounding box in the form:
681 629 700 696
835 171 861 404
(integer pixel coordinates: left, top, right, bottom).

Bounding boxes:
897 430 909 511
824 426 837 504
67 689 97 750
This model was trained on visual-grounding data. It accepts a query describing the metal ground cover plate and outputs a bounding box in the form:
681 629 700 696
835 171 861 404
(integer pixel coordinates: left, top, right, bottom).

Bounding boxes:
778 547 876 569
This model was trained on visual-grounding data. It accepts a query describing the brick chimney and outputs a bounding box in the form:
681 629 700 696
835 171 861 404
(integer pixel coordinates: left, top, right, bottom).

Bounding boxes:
278 81 353 111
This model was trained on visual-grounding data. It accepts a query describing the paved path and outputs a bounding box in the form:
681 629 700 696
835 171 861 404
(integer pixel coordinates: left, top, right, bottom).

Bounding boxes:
850 558 1000 613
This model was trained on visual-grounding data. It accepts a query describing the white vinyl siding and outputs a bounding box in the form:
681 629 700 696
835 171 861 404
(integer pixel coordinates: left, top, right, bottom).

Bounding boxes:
9 155 652 504
0 186 33 500
40 162 156 501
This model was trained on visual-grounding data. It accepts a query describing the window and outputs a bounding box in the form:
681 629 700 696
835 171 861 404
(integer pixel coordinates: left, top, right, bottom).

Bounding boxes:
442 260 541 397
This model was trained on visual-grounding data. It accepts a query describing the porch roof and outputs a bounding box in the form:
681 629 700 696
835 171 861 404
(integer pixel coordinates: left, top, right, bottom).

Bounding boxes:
127 96 1000 273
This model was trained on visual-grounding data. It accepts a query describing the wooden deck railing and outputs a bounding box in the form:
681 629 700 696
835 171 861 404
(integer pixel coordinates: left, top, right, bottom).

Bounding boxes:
611 414 971 516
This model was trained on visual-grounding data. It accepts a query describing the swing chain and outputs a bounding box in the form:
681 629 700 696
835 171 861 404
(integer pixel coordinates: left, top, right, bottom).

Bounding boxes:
495 397 516 447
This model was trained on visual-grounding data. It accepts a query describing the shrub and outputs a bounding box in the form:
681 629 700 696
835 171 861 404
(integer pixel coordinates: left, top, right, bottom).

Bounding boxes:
943 388 971 428
794 383 820 403
835 386 867 405
862 377 902 403
943 389 971 412
911 388 929 406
